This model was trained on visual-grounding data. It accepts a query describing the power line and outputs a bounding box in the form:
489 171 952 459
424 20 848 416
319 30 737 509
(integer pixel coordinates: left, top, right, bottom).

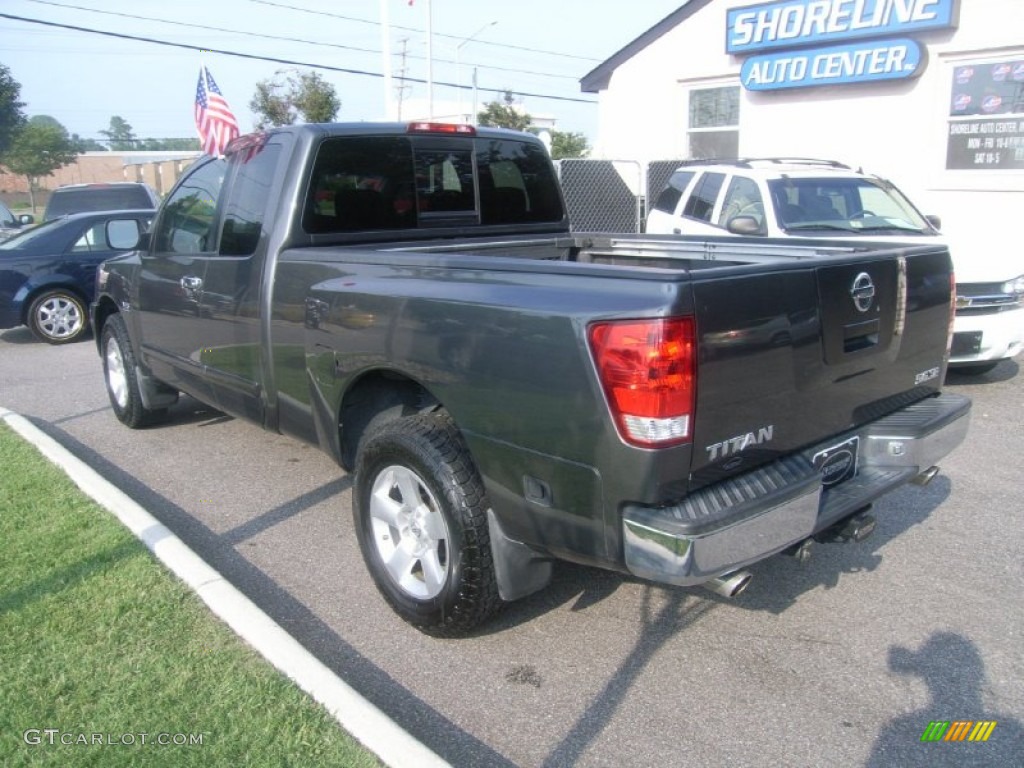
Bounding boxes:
249 0 603 63
22 0 579 81
0 12 597 105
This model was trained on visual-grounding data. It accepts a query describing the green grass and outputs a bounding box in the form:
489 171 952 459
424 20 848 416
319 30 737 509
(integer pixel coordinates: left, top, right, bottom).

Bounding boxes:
0 425 380 768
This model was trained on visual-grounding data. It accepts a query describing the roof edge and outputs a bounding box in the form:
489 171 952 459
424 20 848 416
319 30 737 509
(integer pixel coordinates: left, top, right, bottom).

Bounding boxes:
580 0 715 93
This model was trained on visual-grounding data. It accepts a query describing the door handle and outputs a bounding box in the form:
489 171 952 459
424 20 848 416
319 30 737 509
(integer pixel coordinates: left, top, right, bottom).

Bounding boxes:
180 275 204 300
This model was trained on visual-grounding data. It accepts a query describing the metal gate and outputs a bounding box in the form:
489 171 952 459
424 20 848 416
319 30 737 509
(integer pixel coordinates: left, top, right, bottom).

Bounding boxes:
556 159 688 233
555 159 641 233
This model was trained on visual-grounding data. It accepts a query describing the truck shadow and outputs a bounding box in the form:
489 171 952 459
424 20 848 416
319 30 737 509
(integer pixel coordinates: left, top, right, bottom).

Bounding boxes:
501 477 954 767
722 476 951 615
540 589 716 768
491 474 951 633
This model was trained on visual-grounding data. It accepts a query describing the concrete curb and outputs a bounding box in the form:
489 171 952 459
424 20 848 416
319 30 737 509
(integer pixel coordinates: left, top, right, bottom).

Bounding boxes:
0 407 451 768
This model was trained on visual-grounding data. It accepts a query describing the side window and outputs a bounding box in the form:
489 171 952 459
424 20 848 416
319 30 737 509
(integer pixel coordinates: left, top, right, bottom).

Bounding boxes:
219 143 282 256
717 175 764 229
652 170 696 214
303 137 416 233
683 172 725 222
72 223 106 252
153 158 226 253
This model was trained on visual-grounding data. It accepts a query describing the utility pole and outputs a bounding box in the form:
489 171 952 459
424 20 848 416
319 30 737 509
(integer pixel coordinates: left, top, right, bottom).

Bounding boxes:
395 38 411 121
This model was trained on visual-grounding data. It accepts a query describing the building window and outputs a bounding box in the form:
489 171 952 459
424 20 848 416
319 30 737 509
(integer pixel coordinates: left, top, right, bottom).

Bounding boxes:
688 86 739 159
946 58 1024 170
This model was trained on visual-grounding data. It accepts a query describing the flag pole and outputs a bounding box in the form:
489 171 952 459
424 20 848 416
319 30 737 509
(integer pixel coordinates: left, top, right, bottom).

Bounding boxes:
426 0 433 118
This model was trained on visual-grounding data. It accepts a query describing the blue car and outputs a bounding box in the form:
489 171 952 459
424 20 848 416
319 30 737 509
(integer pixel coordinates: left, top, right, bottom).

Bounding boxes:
0 210 154 344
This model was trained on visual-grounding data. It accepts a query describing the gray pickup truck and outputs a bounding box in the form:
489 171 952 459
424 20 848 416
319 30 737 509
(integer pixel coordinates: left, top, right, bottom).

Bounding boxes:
92 122 970 635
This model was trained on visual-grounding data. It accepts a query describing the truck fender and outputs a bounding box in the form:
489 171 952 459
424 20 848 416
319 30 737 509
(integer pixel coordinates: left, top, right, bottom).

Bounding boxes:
487 509 552 602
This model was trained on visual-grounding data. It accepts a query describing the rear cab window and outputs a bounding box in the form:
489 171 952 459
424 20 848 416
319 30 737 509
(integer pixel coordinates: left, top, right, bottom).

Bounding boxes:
302 132 564 235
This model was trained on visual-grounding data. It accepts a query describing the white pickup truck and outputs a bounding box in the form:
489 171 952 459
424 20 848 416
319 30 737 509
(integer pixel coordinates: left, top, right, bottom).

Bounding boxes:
644 158 1024 375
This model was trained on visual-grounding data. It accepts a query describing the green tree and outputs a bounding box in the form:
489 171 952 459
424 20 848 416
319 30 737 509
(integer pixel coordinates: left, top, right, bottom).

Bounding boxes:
138 137 201 151
291 71 340 123
549 130 590 160
71 133 108 151
250 74 293 129
250 69 340 129
477 91 531 131
1 115 80 212
0 63 27 155
99 115 136 150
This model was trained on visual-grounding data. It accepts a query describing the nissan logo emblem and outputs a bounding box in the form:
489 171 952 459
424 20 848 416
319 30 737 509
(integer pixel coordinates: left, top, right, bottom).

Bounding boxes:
851 272 875 312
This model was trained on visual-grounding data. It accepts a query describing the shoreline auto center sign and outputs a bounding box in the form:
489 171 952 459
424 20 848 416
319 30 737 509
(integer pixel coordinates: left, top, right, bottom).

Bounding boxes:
727 0 959 91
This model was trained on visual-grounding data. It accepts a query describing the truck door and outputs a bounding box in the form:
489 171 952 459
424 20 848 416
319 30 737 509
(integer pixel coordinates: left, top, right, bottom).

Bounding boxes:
136 156 226 401
197 139 284 422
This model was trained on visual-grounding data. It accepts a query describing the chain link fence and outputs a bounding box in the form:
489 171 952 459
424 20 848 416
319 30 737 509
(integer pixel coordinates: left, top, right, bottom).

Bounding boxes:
555 159 641 232
556 158 688 233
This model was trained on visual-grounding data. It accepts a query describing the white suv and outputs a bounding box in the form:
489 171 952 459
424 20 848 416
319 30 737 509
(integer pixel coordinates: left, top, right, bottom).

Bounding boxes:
645 158 1024 375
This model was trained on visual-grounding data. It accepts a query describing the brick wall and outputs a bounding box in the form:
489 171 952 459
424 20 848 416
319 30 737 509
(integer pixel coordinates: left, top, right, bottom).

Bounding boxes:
0 151 202 208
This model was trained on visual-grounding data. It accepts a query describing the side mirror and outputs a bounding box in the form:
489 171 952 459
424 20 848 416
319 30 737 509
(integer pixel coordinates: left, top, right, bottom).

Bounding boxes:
925 214 942 231
18 213 34 226
727 215 766 236
107 219 142 250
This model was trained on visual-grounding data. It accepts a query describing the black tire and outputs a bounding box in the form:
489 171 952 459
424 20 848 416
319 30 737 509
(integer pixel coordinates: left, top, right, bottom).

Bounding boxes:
101 314 165 428
353 412 502 636
28 289 88 344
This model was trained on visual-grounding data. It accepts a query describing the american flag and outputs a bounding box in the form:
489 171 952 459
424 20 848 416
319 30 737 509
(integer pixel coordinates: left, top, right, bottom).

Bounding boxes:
194 66 239 156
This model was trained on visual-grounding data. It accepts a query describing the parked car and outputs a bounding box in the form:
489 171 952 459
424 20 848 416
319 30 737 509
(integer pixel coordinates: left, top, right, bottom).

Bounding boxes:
43 182 160 222
0 200 35 242
0 209 154 343
645 158 1024 375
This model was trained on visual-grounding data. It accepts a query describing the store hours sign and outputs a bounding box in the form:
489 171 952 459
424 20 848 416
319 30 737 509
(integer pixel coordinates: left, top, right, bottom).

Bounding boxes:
727 0 959 91
946 59 1024 169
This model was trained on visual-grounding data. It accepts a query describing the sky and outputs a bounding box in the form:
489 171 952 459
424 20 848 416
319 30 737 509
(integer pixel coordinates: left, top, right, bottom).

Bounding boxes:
0 0 686 146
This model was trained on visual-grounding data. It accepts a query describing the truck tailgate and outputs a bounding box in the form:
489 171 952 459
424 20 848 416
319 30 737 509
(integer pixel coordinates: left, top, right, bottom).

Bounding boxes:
688 247 953 488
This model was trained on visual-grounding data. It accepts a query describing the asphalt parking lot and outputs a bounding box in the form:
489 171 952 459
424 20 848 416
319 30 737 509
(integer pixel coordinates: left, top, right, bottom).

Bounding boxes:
2 325 1022 767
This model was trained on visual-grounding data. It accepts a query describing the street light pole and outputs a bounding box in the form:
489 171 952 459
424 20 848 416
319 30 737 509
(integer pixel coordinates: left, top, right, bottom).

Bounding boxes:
456 21 497 122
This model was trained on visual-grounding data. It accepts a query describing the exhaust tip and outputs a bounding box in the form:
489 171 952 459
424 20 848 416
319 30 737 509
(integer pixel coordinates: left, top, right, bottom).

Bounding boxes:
912 466 941 486
702 570 752 599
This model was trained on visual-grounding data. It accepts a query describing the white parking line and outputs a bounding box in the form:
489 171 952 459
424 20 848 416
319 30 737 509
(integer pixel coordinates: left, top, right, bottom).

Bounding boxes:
0 406 451 768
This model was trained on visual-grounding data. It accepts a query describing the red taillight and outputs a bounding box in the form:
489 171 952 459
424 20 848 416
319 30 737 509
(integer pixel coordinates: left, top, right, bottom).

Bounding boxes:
407 122 476 135
588 317 696 448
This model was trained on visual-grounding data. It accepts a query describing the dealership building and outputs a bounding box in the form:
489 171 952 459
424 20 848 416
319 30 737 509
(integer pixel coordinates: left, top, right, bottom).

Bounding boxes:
580 0 1023 249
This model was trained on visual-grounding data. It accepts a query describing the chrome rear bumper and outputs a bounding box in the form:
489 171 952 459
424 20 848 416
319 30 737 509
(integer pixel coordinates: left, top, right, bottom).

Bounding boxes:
622 393 971 587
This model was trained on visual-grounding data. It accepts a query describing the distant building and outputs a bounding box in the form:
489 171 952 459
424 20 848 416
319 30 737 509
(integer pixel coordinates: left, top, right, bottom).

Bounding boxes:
0 151 201 204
